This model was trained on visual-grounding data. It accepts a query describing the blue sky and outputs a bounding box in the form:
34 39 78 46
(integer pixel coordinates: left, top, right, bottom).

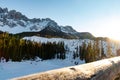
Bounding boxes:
0 0 120 40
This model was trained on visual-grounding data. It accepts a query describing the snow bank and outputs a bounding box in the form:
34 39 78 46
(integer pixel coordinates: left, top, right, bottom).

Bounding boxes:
12 56 120 80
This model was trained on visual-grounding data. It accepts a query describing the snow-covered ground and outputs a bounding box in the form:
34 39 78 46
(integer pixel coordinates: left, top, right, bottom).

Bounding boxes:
0 36 120 80
0 58 84 80
0 36 86 80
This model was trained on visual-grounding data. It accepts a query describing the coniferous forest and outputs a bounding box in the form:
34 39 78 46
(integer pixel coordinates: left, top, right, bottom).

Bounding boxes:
0 33 117 63
0 33 65 61
73 38 115 63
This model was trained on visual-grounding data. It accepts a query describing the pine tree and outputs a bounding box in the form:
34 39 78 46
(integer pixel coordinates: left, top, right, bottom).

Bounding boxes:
107 41 113 57
93 38 100 60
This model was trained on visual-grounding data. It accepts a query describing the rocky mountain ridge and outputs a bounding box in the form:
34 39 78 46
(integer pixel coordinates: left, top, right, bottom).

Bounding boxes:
0 7 94 39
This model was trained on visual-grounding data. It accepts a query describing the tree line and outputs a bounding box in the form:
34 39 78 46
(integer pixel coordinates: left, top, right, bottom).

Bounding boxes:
0 33 65 62
0 33 115 63
73 39 114 63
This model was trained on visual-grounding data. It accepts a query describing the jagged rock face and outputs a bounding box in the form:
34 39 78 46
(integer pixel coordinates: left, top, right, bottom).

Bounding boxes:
0 8 61 31
30 18 41 23
0 8 28 27
0 7 8 13
7 10 28 21
61 26 77 34
0 8 28 21
0 7 77 34
0 7 94 39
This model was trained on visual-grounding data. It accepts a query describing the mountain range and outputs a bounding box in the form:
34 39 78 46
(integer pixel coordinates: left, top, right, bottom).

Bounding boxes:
0 7 94 39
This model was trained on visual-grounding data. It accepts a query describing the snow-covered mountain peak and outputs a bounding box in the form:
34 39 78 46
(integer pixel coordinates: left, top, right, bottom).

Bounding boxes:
0 7 79 34
41 18 59 29
0 7 94 39
0 7 8 13
61 26 77 33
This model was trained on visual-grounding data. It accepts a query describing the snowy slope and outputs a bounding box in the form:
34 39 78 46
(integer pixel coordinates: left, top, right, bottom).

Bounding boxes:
60 26 77 34
24 36 120 56
0 18 58 34
0 58 84 80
